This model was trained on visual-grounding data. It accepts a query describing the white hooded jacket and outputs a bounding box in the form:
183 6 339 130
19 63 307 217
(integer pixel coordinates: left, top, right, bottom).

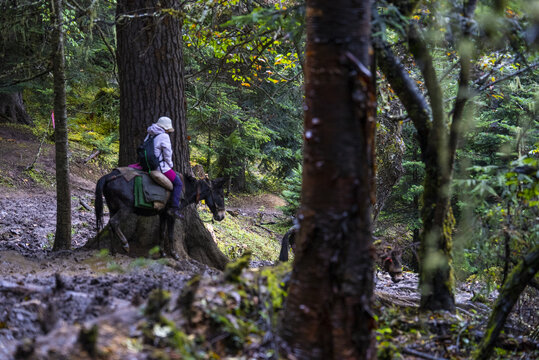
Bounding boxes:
145 124 173 173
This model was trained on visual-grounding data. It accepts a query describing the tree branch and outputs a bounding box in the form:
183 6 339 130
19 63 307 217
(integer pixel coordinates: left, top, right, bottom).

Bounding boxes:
445 61 539 103
407 23 445 133
449 0 478 166
374 38 430 151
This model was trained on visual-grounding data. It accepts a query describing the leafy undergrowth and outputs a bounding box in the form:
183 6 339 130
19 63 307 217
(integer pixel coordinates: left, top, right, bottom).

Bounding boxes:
198 206 288 263
374 304 538 359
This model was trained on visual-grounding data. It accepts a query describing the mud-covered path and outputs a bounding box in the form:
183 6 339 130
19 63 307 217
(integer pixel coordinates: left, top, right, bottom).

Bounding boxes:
0 188 214 358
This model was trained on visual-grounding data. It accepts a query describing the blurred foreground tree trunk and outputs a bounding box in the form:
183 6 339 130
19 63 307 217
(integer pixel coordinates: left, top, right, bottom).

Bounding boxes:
51 0 72 250
112 0 228 269
280 0 377 358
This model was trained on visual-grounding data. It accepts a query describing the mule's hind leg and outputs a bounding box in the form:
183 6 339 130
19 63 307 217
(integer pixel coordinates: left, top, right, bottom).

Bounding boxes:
109 208 131 253
158 213 168 257
166 215 180 260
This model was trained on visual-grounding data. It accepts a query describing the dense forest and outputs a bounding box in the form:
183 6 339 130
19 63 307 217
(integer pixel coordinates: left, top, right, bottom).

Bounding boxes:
0 0 537 359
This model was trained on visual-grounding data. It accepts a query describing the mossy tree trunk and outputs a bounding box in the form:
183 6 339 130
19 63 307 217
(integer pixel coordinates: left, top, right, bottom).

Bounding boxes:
474 244 539 360
374 0 478 312
51 0 72 251
113 0 228 269
280 0 377 358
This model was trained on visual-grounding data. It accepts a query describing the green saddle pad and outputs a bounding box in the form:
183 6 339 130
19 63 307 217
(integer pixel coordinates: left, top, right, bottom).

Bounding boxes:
134 175 153 209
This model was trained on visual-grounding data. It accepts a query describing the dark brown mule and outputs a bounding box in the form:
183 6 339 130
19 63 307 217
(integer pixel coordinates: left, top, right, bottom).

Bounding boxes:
95 169 226 259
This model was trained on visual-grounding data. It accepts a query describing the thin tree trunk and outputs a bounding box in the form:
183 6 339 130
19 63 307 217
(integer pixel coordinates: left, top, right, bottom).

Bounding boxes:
474 244 539 360
51 0 71 250
281 1 376 358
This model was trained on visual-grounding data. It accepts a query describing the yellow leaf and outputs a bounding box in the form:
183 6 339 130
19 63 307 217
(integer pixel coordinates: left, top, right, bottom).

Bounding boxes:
241 82 251 87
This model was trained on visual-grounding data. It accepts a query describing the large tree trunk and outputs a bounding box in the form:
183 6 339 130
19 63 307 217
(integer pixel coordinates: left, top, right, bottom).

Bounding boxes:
281 0 376 359
117 0 189 171
114 0 227 269
0 91 33 125
51 0 72 251
87 206 228 270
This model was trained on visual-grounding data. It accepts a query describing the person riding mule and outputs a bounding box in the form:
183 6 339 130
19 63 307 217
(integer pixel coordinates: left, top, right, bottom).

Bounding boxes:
131 116 184 218
94 115 227 259
94 168 227 258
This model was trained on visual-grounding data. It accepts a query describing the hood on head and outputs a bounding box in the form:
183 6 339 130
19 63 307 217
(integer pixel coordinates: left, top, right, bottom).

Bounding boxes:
147 123 166 136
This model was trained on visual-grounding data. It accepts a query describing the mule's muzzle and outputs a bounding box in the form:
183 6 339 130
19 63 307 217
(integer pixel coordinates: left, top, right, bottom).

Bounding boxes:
213 210 226 222
390 271 403 283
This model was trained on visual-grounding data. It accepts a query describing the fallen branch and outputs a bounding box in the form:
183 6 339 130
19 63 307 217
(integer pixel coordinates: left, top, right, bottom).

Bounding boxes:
26 116 52 171
0 280 51 295
402 347 447 360
255 223 274 235
83 149 101 164
79 199 92 211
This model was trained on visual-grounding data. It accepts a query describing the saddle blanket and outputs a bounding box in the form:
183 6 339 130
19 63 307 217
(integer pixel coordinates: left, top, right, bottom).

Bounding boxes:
115 167 170 206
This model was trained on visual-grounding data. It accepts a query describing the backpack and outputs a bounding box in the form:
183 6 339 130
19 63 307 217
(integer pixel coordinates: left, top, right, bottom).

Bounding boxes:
137 135 160 172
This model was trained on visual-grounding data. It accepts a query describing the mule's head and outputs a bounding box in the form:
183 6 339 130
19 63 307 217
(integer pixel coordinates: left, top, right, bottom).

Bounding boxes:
381 249 403 283
201 177 227 221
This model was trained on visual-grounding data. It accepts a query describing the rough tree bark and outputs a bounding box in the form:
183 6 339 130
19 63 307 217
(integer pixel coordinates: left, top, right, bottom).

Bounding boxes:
113 0 228 269
0 91 33 125
281 0 377 359
51 0 72 251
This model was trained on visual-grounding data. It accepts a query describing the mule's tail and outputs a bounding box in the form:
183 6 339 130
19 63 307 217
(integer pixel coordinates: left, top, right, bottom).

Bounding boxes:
278 228 294 262
278 234 289 262
95 174 107 233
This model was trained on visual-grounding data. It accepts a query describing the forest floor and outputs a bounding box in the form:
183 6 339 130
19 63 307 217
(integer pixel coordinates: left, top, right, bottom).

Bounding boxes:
0 123 537 359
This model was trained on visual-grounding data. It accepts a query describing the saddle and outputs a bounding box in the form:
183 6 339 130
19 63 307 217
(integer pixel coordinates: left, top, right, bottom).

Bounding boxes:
116 167 173 210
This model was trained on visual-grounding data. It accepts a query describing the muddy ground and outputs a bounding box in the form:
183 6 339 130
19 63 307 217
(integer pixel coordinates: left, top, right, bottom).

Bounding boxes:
0 124 537 359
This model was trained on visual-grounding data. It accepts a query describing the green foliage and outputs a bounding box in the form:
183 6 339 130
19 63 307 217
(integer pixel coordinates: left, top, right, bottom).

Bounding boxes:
381 124 424 233
183 1 304 192
197 206 282 261
279 165 301 217
454 144 539 288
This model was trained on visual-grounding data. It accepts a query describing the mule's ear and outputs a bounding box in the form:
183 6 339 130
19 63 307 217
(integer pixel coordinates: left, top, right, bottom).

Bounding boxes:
212 177 227 188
